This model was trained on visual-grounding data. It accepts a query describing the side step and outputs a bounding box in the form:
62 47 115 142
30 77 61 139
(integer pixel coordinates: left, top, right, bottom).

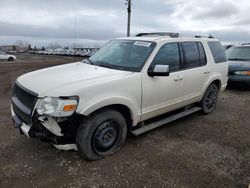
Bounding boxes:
131 107 202 136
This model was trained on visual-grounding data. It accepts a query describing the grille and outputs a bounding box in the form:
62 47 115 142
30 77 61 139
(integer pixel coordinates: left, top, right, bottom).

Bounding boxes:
12 82 38 124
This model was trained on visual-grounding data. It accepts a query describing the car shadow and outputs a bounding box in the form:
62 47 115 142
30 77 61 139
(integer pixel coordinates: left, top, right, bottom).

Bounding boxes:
227 83 250 91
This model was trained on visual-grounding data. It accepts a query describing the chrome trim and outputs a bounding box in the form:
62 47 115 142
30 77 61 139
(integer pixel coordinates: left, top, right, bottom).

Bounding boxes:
53 144 78 151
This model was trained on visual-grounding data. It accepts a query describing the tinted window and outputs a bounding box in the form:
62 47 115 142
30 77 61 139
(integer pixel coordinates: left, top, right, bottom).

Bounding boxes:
152 43 180 71
226 46 250 61
182 42 200 68
208 41 227 63
198 42 207 65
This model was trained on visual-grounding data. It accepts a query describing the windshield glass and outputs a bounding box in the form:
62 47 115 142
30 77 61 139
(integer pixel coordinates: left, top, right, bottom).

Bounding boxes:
226 46 250 61
89 40 156 71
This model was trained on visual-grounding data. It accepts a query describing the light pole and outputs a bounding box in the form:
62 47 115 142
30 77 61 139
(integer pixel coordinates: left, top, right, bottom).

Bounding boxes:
125 0 131 37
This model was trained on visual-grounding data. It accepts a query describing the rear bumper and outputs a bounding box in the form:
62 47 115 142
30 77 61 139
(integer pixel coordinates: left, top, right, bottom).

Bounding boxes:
221 83 227 92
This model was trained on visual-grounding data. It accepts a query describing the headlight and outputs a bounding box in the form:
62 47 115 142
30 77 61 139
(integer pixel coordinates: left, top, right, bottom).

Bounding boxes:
234 71 250 76
36 96 78 117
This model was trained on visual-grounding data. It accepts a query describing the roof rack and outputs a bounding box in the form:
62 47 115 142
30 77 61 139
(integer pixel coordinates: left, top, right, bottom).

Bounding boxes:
194 34 214 39
241 43 250 45
136 32 179 37
135 32 214 39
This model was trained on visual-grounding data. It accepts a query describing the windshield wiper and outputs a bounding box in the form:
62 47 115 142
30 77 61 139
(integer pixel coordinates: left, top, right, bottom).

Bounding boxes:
82 58 95 65
228 58 249 61
98 63 113 69
92 61 114 69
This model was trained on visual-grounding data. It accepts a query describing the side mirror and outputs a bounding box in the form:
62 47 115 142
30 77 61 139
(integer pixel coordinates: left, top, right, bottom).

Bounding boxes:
148 64 170 77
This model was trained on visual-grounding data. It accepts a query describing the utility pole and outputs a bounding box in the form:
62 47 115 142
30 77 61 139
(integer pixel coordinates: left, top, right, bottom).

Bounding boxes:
125 0 131 37
74 16 76 49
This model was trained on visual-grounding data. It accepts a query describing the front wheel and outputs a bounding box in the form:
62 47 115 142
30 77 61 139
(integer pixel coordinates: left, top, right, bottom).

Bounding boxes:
200 84 219 114
8 57 14 61
76 108 127 160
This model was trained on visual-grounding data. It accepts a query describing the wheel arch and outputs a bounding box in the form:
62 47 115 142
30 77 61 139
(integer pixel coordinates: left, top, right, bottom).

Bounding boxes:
77 98 140 127
200 77 222 100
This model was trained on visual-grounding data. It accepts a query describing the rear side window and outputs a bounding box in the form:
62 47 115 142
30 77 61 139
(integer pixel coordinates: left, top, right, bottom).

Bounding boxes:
208 41 227 63
152 43 180 71
182 42 200 68
197 42 206 66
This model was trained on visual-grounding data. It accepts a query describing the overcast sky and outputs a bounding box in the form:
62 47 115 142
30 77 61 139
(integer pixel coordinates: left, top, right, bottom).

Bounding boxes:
0 0 250 47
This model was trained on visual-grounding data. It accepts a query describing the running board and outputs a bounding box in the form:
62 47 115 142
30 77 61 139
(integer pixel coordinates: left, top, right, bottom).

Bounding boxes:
131 107 202 136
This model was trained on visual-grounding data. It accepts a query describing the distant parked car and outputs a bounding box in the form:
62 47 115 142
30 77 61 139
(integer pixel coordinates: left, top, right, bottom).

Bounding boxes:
0 51 16 61
226 45 250 85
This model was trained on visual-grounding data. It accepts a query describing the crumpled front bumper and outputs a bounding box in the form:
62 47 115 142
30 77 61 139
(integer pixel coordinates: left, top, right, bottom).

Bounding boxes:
11 104 79 150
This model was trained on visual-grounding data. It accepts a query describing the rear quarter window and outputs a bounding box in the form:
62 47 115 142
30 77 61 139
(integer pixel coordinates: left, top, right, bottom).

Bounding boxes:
182 42 200 68
208 41 227 63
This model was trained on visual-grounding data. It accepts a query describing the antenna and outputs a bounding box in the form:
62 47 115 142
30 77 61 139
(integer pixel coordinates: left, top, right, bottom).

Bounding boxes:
74 16 77 49
125 0 132 37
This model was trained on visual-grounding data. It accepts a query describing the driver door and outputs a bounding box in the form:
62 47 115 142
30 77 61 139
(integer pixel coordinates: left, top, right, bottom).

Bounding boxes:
141 42 184 121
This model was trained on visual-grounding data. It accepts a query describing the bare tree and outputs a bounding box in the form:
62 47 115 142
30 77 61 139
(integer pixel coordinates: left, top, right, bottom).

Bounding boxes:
15 40 30 48
47 42 62 49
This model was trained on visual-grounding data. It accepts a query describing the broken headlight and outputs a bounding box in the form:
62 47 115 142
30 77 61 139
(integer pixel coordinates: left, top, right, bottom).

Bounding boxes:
36 96 78 117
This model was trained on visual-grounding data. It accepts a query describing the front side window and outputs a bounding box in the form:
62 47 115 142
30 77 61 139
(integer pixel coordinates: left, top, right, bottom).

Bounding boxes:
89 40 156 72
182 42 200 68
226 46 250 61
151 43 180 71
208 41 227 63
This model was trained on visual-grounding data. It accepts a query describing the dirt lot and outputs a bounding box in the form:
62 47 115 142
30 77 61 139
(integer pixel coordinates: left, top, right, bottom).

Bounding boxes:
0 54 249 188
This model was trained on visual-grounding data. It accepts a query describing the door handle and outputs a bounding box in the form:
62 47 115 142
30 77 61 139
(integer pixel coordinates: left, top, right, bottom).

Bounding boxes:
178 75 183 80
174 75 183 81
174 76 179 81
204 69 210 74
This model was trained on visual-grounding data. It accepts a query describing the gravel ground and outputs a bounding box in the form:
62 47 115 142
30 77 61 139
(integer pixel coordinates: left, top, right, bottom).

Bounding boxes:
0 54 249 188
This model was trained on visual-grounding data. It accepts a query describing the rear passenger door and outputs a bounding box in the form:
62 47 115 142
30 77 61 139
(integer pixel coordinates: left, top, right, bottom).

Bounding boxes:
180 42 209 104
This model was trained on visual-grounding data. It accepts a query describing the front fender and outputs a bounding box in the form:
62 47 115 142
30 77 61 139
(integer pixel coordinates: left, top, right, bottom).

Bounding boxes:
77 97 140 126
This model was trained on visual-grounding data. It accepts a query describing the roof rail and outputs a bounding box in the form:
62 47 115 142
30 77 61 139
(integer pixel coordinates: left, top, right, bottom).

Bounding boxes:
241 43 250 45
135 32 214 39
194 34 214 39
136 32 179 38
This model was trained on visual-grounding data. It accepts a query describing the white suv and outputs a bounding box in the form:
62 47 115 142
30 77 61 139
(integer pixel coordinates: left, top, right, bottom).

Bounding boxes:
11 33 228 160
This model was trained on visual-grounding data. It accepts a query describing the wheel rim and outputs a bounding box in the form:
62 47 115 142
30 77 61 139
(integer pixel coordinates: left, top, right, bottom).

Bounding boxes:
92 120 119 154
205 90 217 110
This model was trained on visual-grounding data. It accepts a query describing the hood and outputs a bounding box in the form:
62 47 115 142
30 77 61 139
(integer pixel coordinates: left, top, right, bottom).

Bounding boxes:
17 62 132 96
228 60 250 71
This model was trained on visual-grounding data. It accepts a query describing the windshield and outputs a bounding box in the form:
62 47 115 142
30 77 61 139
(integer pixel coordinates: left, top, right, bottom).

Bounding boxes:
226 46 250 61
88 40 156 72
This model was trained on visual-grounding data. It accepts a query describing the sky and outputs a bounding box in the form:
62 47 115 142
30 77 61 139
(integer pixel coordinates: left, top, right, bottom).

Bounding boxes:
0 0 250 47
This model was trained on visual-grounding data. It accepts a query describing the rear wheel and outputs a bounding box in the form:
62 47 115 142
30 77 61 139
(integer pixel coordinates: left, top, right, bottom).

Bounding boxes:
76 108 127 160
200 84 219 114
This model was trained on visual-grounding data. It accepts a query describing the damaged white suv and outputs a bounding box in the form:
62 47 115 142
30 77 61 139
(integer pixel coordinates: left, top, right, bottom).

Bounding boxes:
11 33 228 160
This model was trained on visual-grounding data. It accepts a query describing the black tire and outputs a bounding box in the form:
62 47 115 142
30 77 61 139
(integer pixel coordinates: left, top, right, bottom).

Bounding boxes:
8 57 14 61
76 108 127 160
200 83 219 114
